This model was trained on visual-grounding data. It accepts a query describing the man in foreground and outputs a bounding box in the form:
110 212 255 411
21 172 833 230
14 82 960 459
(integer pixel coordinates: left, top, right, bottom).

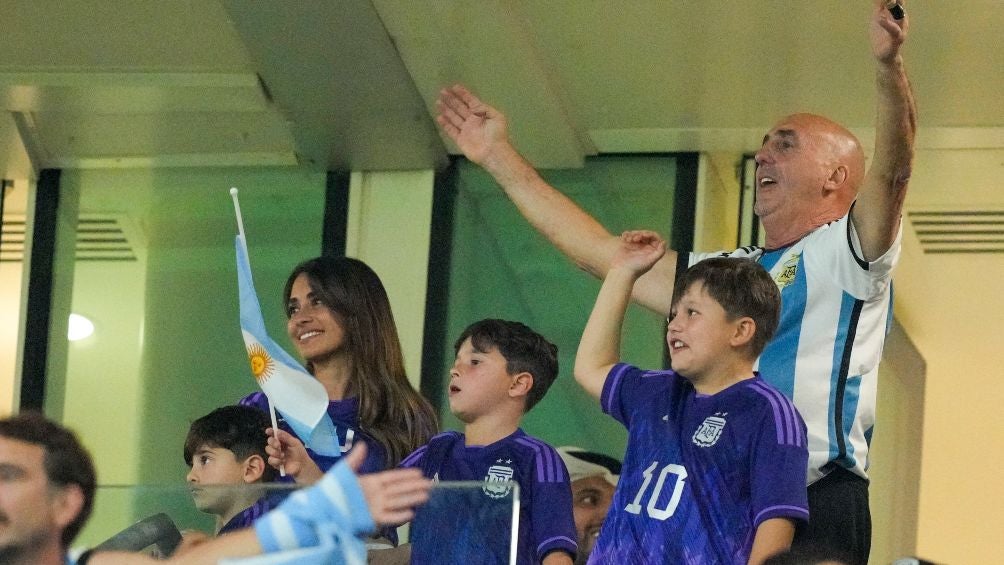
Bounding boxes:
0 412 96 565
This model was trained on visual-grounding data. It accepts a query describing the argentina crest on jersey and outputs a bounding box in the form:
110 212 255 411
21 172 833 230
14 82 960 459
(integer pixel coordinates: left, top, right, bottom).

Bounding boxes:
482 458 515 499
774 253 800 290
692 412 727 447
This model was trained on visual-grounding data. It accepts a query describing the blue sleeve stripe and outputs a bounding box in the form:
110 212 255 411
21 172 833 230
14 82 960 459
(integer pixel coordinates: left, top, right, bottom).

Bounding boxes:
514 437 543 481
549 444 568 482
535 441 566 482
515 437 553 482
601 363 631 416
536 535 577 557
753 504 810 526
239 392 267 409
750 381 804 447
514 437 567 483
539 441 556 482
399 445 427 468
756 379 805 446
749 382 786 444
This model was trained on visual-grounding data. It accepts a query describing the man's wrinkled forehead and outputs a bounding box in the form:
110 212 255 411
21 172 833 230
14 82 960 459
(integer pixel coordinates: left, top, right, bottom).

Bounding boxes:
761 128 799 146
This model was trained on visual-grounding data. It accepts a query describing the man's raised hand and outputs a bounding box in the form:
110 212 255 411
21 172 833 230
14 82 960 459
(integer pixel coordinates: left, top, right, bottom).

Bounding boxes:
436 84 509 165
871 0 908 64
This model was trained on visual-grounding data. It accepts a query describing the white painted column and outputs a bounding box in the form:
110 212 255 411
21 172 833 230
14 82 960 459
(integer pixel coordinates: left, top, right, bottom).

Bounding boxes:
345 170 435 389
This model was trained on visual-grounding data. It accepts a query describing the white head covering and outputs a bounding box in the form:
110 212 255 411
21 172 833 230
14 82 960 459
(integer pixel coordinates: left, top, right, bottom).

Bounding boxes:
556 446 618 486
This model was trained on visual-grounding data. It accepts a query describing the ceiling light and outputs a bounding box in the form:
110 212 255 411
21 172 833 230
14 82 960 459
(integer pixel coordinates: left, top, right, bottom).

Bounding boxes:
68 313 95 341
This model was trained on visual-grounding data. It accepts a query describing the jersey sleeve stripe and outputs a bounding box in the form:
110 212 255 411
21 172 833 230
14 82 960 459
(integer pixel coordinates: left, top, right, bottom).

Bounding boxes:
759 380 804 446
399 445 427 468
514 437 545 481
541 443 567 481
538 441 560 482
515 437 567 482
749 382 786 444
753 504 810 526
776 385 804 447
750 381 804 446
537 535 577 557
602 363 632 415
539 441 556 482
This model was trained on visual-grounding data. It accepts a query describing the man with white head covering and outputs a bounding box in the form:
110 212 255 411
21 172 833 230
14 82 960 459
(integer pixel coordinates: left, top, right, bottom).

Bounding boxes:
556 447 619 565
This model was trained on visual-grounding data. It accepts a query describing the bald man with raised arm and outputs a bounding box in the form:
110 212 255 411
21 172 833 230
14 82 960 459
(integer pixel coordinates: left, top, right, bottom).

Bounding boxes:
436 2 915 564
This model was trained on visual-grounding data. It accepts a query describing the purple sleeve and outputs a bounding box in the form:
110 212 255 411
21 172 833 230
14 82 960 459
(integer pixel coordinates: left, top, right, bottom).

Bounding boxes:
599 363 647 428
748 389 810 526
530 446 578 561
239 391 269 411
399 444 428 470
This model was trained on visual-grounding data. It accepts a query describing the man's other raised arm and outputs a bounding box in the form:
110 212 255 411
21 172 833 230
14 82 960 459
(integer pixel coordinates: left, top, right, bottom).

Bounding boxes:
852 0 917 261
436 85 678 315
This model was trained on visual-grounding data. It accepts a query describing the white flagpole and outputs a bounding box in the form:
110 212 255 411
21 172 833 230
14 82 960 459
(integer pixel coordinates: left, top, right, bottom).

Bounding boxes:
231 187 287 477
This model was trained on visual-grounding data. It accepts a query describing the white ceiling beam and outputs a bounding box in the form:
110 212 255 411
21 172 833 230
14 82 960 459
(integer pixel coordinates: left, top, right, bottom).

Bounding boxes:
373 0 592 170
222 0 447 171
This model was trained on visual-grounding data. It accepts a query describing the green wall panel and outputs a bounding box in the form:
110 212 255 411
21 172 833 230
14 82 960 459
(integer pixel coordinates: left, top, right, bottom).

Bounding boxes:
59 167 326 545
434 156 678 461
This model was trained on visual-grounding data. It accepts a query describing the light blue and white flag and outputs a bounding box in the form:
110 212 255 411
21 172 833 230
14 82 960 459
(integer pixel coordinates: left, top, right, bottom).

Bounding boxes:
235 232 341 457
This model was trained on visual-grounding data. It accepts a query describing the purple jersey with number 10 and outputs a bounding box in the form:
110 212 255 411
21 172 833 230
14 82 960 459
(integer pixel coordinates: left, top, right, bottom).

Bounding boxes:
590 363 809 565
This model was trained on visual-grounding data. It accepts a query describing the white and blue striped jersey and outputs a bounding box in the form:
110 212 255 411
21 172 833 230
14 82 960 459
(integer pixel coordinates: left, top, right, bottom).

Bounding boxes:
686 214 901 483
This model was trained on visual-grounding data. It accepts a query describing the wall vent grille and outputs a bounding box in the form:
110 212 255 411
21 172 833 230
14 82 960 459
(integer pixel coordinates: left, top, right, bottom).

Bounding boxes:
909 210 1004 254
1 215 137 262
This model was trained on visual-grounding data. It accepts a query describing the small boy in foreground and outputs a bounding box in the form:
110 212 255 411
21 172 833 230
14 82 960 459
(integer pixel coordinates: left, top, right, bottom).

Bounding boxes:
574 231 809 565
401 319 577 565
184 405 277 535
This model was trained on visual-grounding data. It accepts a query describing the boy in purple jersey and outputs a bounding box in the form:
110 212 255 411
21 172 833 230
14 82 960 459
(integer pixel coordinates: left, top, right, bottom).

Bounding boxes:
184 405 278 535
400 319 578 565
574 231 809 565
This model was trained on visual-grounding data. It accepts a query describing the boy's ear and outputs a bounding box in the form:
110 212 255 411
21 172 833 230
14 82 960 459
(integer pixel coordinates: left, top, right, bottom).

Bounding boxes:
508 372 533 399
242 455 267 484
730 317 756 349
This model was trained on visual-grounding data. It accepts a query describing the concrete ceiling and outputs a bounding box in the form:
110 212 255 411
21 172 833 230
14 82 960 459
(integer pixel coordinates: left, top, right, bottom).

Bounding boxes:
1 0 1001 179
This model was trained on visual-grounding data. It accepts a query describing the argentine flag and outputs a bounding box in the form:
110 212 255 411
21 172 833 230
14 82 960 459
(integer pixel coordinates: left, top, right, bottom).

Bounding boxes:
236 234 341 457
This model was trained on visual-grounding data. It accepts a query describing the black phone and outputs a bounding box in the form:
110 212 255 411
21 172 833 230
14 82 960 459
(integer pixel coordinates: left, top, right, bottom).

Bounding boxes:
887 1 905 20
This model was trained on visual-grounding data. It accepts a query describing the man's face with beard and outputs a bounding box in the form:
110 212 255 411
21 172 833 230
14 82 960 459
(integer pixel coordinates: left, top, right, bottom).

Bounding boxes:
571 475 616 564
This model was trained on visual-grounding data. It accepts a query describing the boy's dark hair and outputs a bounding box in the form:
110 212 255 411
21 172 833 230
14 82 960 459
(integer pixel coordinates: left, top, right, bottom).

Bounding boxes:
671 257 780 358
184 405 276 482
0 412 96 549
454 319 559 412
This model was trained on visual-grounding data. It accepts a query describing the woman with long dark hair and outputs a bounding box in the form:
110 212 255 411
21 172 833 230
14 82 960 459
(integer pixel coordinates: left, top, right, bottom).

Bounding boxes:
241 256 438 475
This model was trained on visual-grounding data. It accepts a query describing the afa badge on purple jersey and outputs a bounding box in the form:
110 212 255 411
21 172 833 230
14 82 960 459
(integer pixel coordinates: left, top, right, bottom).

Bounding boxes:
692 412 727 447
484 459 516 499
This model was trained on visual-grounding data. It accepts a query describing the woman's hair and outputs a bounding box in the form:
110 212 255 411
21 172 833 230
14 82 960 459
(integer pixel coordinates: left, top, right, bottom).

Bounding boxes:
284 256 438 467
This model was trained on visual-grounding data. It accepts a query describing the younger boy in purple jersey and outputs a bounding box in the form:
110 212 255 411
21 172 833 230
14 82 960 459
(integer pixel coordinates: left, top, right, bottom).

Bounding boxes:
400 319 578 565
574 231 809 565
184 405 277 535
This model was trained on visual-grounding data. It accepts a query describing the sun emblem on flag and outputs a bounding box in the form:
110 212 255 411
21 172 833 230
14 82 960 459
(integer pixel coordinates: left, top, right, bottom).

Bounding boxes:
247 343 274 384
